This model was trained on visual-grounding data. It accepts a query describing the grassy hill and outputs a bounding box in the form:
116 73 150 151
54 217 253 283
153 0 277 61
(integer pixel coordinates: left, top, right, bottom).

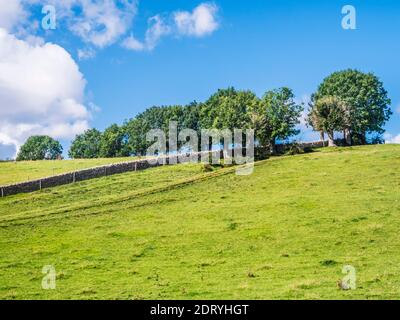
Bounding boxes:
0 157 136 186
0 144 399 299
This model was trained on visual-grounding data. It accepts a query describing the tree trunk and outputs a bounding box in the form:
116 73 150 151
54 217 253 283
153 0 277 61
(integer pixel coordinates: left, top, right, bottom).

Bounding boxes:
361 131 367 145
270 139 277 155
328 131 336 147
320 131 325 142
344 128 352 146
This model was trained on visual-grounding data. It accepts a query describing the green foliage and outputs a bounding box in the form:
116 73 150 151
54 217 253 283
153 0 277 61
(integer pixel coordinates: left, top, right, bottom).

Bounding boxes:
200 87 257 130
125 106 174 156
59 71 392 159
312 69 392 144
285 143 304 155
99 124 129 158
16 136 62 161
124 103 201 156
250 87 303 152
308 96 350 145
69 129 102 159
123 87 303 157
182 101 201 132
124 116 150 156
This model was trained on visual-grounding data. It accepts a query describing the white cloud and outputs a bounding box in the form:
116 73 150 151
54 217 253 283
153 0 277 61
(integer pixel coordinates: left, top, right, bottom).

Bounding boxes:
1 1 219 54
78 47 96 60
0 1 221 159
145 15 172 50
396 104 400 114
174 2 219 37
123 3 219 51
6 0 138 48
122 34 145 51
66 0 137 48
384 133 400 144
123 15 171 51
0 0 27 31
0 28 91 158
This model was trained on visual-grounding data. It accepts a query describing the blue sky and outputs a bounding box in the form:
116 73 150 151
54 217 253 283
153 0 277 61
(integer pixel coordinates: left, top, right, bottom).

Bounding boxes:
0 0 399 158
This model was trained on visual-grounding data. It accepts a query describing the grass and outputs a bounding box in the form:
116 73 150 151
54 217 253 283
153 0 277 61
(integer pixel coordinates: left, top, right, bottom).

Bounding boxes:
0 157 138 186
0 144 399 299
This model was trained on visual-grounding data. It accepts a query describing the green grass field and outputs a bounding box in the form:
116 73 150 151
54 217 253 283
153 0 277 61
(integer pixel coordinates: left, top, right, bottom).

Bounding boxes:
0 157 139 186
0 144 399 299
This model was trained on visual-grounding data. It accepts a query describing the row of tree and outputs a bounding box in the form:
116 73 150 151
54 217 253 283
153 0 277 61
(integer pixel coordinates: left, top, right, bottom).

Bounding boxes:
16 69 392 160
68 86 303 158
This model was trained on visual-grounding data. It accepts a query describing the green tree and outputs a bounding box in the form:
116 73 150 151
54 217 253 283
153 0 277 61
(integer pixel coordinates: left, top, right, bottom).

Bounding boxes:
124 106 174 156
307 96 350 147
69 128 102 159
99 124 129 158
250 87 303 153
200 87 258 130
182 101 201 132
124 104 202 156
123 116 149 156
17 136 63 161
312 69 392 145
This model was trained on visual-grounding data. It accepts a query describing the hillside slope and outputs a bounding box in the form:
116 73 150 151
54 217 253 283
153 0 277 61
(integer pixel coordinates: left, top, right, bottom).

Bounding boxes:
0 157 137 186
0 145 399 299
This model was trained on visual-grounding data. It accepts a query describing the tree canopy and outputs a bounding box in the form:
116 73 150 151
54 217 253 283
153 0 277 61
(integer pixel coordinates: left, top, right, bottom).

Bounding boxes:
124 105 191 156
70 87 305 157
312 69 392 144
64 72 392 159
17 136 63 161
308 96 350 146
69 129 102 159
200 87 257 131
99 124 129 158
250 87 303 152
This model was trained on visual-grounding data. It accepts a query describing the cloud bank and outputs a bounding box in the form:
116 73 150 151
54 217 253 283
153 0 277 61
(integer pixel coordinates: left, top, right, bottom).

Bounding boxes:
0 0 27 31
0 28 90 158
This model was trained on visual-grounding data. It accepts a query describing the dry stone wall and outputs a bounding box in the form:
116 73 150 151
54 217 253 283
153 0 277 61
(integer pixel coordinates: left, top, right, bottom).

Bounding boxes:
0 142 327 198
0 151 220 198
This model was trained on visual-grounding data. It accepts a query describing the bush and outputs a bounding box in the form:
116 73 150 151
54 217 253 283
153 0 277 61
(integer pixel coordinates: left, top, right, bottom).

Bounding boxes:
285 143 304 156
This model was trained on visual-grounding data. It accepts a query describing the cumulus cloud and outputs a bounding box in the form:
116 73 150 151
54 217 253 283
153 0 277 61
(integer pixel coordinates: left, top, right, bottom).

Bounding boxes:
123 2 219 51
1 1 219 55
0 28 91 158
0 1 221 159
0 0 27 31
174 2 219 37
0 0 137 48
64 0 137 48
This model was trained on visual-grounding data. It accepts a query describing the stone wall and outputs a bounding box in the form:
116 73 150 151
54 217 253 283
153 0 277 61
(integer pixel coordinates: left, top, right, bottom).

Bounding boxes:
274 140 329 154
0 142 327 198
0 151 219 198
